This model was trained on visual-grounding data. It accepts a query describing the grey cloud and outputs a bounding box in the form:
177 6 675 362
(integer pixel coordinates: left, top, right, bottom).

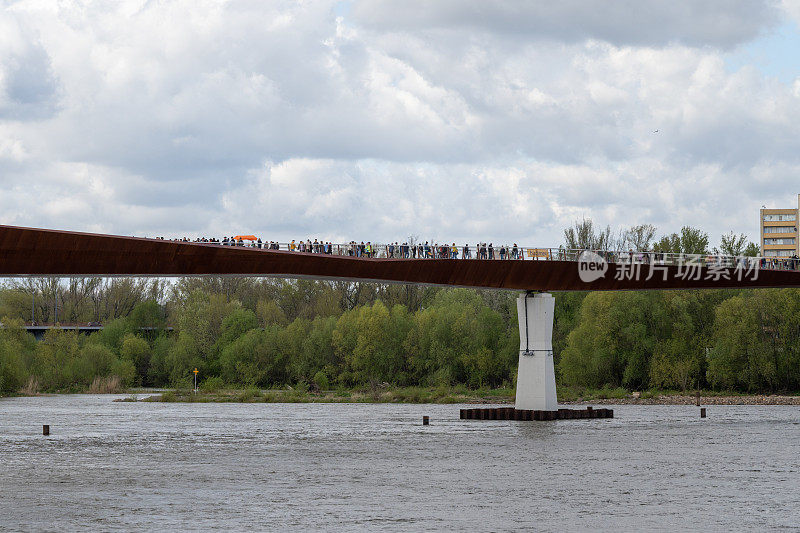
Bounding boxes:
352 0 780 49
0 40 59 119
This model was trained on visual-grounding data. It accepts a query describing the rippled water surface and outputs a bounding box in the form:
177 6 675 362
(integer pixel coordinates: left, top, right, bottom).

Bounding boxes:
1 395 799 531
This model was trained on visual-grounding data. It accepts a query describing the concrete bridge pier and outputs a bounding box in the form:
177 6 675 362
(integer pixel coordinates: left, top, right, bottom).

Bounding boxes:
515 292 558 411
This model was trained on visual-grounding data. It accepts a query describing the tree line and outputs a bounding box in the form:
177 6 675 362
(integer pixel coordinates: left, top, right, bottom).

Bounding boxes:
563 219 760 257
0 279 518 393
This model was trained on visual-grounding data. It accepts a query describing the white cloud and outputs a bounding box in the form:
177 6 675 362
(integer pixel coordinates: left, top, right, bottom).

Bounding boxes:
780 0 800 26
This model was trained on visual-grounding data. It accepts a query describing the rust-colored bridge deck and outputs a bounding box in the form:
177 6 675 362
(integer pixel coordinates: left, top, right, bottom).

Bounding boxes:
1 225 799 291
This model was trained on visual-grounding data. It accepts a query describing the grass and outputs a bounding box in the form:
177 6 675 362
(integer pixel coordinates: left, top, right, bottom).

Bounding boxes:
557 385 675 402
152 385 517 404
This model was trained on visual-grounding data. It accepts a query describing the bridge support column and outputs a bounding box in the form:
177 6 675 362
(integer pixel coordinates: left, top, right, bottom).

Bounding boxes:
515 292 558 411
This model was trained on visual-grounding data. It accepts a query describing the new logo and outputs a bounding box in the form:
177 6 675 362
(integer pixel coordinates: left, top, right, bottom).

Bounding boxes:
578 251 608 283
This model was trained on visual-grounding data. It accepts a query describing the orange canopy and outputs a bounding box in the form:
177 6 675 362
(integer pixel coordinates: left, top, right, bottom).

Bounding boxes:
234 235 257 241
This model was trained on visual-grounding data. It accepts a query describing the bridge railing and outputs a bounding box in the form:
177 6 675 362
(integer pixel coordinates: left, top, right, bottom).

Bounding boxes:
174 239 800 272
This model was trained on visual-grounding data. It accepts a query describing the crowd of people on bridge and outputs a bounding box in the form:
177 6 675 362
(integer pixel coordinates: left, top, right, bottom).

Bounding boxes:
146 235 800 271
154 236 528 261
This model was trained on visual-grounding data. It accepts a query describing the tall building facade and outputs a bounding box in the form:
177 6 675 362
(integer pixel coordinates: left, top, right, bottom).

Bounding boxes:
760 194 800 257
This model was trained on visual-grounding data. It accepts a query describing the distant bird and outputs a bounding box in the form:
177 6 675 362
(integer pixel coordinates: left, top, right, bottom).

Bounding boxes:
653 129 659 133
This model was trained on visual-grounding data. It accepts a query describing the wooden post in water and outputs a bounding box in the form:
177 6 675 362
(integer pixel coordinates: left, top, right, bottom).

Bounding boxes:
700 408 706 418
422 416 429 425
42 425 49 436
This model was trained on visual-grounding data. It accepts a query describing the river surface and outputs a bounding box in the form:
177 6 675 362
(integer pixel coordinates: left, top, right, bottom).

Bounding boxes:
1 395 798 532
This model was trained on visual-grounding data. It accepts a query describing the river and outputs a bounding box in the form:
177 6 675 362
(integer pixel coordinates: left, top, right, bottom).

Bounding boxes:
1 395 798 531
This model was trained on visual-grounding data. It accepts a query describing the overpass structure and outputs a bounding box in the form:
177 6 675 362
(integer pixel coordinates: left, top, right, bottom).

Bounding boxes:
0 323 174 341
2 224 799 414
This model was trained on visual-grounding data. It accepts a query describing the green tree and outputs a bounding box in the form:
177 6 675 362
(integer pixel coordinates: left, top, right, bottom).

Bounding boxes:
559 291 660 389
0 289 35 322
714 232 758 257
32 329 81 390
621 224 657 252
707 295 765 390
98 318 130 354
564 217 615 250
648 292 705 390
290 316 337 383
127 300 166 331
256 299 287 327
553 292 587 374
165 332 204 386
405 290 511 387
744 242 760 257
175 290 239 361
120 334 151 385
0 338 27 393
147 334 175 386
704 289 800 392
655 226 709 255
213 308 259 368
219 327 286 386
110 358 137 388
76 342 116 383
332 301 412 385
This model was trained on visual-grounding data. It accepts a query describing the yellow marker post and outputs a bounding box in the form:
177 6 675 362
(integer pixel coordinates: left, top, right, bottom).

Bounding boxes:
193 368 199 393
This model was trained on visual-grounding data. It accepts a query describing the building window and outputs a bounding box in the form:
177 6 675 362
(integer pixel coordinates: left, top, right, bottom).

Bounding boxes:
763 226 796 234
764 250 795 257
764 238 796 245
763 214 797 222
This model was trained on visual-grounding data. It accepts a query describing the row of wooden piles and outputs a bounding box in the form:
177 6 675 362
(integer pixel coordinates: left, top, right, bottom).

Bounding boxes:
460 406 613 421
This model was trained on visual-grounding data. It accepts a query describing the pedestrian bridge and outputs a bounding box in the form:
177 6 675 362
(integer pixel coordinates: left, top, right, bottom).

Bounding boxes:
2 224 799 414
0 224 797 291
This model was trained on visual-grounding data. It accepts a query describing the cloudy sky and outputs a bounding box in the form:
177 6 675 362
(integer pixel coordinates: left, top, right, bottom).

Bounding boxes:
1 0 800 247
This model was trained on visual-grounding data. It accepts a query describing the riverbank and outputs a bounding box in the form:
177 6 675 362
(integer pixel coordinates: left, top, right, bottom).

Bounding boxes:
572 394 800 405
133 386 515 404
108 386 800 405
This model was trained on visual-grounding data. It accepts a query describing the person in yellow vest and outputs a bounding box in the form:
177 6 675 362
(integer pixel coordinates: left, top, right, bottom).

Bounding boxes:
290 239 296 251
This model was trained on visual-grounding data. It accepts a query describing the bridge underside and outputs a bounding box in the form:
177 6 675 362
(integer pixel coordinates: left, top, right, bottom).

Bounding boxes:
1 225 799 291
